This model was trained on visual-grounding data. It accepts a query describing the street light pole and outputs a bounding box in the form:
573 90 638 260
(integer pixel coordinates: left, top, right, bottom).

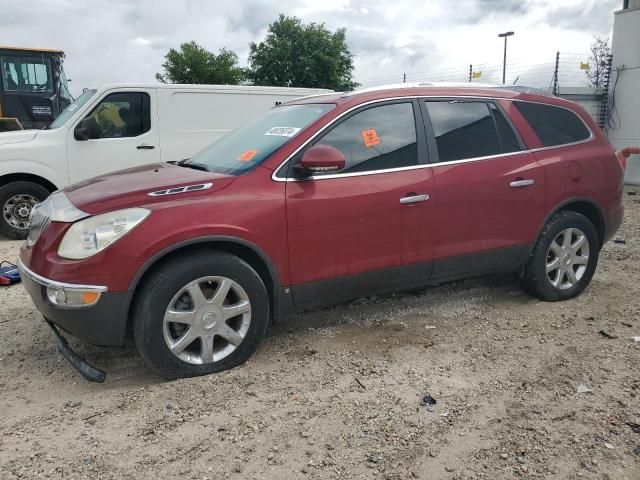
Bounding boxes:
498 31 514 84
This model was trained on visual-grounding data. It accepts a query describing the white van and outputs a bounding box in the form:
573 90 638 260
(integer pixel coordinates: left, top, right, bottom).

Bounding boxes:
0 83 331 238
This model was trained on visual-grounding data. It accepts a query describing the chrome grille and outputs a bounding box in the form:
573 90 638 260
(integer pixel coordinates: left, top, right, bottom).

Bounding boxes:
26 201 51 247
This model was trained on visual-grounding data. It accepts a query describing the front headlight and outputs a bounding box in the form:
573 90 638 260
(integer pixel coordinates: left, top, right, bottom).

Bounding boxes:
58 208 150 260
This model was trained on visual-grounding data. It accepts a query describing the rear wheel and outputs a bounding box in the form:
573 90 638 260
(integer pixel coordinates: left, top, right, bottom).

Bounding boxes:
522 211 599 301
133 251 269 379
0 181 50 240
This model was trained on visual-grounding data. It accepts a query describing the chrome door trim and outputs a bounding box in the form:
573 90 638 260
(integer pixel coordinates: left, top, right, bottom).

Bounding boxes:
400 194 429 204
271 96 595 183
510 179 535 188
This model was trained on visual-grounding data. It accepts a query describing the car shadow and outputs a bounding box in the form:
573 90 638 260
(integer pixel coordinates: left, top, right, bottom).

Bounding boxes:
19 273 531 388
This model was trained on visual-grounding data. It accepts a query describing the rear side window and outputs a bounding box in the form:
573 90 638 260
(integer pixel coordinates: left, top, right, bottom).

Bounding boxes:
425 101 502 162
514 102 590 147
313 102 418 174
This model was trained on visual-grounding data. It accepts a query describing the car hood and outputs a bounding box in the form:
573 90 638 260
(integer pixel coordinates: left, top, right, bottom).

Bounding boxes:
0 129 39 146
65 163 237 215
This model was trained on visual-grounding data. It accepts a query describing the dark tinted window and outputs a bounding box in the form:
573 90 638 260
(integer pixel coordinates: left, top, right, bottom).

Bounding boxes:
426 101 501 162
313 102 418 174
83 92 150 139
514 101 590 147
489 103 521 153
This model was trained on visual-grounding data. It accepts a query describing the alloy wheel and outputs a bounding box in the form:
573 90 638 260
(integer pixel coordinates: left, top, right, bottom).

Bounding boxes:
163 276 251 365
546 227 590 290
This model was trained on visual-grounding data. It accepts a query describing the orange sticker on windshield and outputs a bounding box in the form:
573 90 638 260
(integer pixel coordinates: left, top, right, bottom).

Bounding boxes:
361 129 380 147
238 150 258 162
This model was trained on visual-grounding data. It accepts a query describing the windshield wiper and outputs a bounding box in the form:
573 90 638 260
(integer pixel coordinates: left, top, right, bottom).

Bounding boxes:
175 159 210 172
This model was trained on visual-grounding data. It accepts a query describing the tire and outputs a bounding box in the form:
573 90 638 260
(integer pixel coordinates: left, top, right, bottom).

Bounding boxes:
521 211 599 301
0 181 50 240
133 251 269 379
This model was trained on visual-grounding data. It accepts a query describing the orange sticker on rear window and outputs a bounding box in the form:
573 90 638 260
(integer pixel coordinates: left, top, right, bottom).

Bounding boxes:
361 129 380 147
238 150 258 161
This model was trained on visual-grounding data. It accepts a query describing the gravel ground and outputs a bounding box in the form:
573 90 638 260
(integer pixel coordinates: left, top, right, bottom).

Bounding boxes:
1 190 639 480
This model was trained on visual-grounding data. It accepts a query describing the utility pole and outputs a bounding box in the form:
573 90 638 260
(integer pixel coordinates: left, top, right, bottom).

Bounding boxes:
498 31 514 84
403 72 406 83
469 64 472 82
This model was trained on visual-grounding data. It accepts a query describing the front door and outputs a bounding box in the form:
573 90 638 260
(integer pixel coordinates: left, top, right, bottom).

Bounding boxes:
68 89 160 183
421 98 546 279
284 100 436 305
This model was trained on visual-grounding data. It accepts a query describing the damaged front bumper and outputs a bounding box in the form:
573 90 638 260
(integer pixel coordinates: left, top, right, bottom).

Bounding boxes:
17 257 134 382
17 257 131 347
46 320 106 383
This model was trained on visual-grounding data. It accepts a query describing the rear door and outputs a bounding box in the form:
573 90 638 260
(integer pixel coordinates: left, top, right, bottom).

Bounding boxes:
284 100 436 304
67 89 160 183
421 98 546 279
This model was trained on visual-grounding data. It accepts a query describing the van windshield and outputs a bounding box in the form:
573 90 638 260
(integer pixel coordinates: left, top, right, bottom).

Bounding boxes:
49 89 97 129
184 103 335 175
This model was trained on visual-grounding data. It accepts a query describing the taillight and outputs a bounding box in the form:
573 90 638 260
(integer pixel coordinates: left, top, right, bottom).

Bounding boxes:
617 147 640 171
616 150 627 170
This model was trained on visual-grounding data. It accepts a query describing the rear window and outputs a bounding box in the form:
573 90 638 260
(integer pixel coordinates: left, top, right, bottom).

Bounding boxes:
514 102 591 147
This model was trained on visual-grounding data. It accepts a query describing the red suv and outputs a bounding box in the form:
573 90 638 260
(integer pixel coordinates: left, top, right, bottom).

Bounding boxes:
18 85 624 379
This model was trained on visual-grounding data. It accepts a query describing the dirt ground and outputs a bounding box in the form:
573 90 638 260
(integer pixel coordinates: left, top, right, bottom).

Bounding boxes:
1 192 639 480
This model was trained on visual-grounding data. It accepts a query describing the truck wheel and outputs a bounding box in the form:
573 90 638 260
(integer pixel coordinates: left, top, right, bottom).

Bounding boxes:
133 251 269 379
521 211 599 301
0 181 50 240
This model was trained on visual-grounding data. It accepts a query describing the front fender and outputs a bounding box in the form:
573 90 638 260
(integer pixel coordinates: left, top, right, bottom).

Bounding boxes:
0 158 66 190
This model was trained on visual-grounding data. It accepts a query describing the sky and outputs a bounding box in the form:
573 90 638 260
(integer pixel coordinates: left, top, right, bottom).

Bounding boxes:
1 0 621 95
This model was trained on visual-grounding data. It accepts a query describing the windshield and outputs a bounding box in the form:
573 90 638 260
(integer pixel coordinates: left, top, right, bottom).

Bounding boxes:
49 89 96 129
186 103 335 175
1 56 53 92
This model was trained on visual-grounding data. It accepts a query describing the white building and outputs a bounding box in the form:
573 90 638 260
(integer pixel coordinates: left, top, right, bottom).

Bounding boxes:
610 0 640 184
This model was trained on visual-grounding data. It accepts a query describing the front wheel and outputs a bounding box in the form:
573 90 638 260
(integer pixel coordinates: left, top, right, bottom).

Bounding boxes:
521 211 599 301
0 181 50 239
133 251 269 379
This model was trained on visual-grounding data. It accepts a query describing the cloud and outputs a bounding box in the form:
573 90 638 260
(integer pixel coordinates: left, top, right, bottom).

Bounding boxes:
545 0 618 35
458 0 531 24
0 0 619 94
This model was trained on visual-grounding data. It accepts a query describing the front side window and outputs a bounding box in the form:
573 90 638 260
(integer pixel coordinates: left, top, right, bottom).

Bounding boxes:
1 56 53 92
311 102 418 175
425 101 503 163
83 92 150 138
514 101 591 147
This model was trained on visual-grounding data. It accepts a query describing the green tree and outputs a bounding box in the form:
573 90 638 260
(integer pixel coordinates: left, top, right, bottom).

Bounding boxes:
248 15 358 91
156 41 247 85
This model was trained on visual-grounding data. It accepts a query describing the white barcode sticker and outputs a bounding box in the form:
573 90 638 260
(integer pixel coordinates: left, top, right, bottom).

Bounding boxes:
265 127 301 137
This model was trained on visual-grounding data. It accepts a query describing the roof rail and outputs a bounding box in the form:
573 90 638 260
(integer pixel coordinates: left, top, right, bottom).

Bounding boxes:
344 82 548 96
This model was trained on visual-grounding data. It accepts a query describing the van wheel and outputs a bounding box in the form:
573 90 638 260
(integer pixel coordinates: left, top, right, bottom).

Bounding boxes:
521 211 599 301
0 181 50 240
133 251 269 379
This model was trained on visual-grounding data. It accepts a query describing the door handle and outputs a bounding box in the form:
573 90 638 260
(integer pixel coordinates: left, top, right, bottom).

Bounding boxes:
509 179 535 188
400 194 430 204
137 144 155 150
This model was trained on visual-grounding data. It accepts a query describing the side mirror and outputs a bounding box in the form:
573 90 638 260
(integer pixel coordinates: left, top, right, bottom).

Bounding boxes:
295 145 345 176
74 117 100 141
